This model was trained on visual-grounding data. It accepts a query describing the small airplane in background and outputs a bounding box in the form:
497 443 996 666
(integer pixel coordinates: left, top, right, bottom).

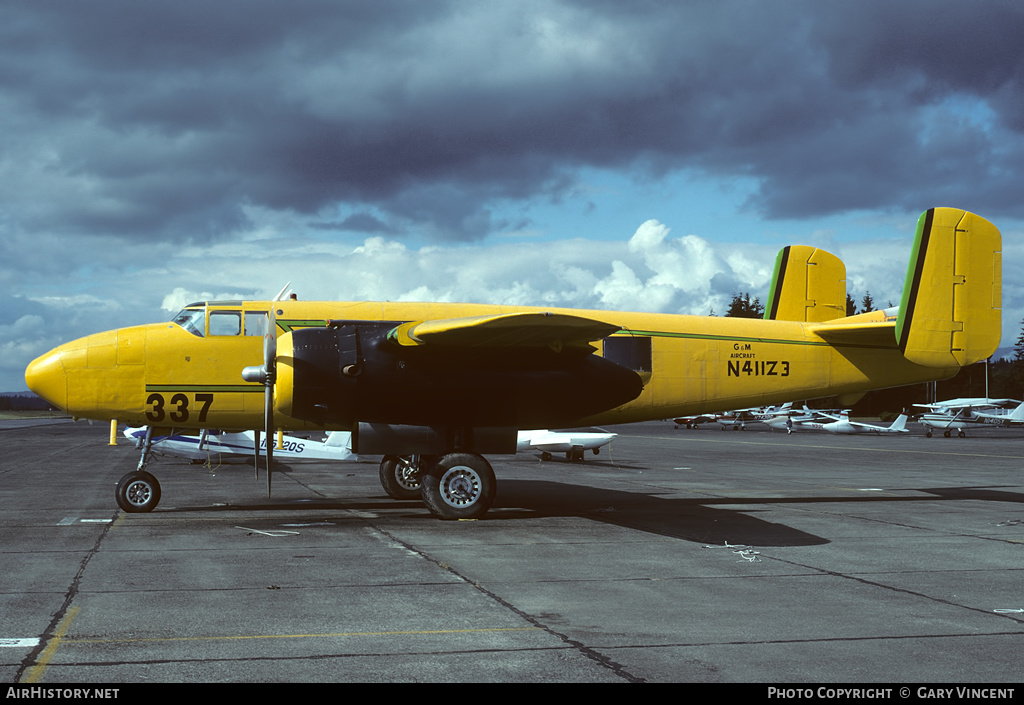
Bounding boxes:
516 428 616 461
817 411 909 435
717 403 796 431
764 407 829 432
672 413 717 429
25 208 1004 519
973 402 1024 427
123 426 356 463
766 409 909 435
674 403 794 430
914 398 1023 437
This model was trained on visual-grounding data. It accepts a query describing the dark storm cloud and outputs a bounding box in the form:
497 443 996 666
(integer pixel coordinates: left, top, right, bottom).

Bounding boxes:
2 0 1022 243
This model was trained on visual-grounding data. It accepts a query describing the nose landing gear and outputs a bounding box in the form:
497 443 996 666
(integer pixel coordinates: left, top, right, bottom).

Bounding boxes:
116 426 162 513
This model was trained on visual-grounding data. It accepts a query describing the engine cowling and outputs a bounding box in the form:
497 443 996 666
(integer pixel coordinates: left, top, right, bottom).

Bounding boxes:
274 320 643 453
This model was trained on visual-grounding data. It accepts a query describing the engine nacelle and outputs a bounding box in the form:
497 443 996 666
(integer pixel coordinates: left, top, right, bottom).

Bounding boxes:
274 320 643 449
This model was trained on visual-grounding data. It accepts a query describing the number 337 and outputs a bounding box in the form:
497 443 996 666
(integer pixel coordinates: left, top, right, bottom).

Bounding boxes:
146 393 213 423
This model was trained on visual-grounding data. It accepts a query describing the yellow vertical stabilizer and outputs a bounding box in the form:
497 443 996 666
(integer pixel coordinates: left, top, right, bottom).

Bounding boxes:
764 245 847 322
896 208 1002 367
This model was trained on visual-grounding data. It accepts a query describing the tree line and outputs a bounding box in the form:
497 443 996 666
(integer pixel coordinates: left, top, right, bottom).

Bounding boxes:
722 291 882 319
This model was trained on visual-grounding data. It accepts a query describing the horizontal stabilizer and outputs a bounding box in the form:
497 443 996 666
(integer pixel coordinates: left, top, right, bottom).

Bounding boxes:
809 308 898 348
388 312 621 351
896 208 1001 367
765 245 847 322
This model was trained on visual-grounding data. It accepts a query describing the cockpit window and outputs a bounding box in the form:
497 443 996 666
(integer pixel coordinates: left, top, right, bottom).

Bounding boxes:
209 310 241 336
244 311 267 337
171 308 205 338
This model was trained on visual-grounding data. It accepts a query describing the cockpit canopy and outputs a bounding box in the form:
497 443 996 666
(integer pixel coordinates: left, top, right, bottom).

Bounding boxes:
170 303 267 338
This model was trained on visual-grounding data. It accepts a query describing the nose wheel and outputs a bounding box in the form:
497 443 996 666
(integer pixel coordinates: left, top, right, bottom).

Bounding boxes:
117 425 162 512
116 471 161 513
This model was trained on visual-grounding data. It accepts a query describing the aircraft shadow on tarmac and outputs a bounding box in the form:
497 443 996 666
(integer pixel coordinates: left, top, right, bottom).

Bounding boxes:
146 462 1024 548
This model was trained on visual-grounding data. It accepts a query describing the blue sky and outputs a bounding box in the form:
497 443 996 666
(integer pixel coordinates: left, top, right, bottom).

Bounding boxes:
3 1 1024 391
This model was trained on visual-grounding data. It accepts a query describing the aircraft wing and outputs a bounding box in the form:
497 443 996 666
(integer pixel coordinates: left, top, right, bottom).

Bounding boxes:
388 312 621 351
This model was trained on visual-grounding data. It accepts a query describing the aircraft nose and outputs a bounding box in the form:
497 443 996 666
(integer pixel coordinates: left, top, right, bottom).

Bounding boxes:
25 346 69 412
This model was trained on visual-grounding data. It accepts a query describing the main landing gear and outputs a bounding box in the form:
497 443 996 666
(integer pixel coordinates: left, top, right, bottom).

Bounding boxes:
379 452 497 520
379 455 425 500
116 429 497 520
925 429 966 438
116 426 163 513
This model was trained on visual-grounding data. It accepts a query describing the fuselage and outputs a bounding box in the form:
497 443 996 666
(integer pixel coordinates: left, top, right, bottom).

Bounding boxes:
26 299 959 432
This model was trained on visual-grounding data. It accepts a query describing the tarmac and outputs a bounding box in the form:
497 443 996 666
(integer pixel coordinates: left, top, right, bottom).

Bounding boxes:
3 418 1024 684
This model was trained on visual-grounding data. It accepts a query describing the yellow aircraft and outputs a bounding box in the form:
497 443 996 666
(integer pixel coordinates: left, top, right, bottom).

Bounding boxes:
25 208 1002 519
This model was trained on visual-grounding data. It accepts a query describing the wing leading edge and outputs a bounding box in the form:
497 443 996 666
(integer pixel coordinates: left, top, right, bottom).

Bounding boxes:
387 311 621 352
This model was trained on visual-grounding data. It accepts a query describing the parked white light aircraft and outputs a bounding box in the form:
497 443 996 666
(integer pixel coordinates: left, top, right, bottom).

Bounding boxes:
764 408 832 433
516 428 616 460
818 411 909 435
914 398 1022 437
676 404 795 430
765 409 908 434
973 402 1024 426
123 427 356 462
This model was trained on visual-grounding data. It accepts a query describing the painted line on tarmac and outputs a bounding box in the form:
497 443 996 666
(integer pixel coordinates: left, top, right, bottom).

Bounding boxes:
20 606 79 683
0 639 40 648
64 626 542 645
57 517 115 526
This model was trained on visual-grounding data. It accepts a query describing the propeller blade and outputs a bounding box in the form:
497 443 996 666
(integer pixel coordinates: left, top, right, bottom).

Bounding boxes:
243 307 279 496
263 307 277 496
253 429 260 480
264 307 277 370
265 384 273 496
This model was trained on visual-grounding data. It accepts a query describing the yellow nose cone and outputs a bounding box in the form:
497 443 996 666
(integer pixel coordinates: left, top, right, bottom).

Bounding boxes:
25 347 68 412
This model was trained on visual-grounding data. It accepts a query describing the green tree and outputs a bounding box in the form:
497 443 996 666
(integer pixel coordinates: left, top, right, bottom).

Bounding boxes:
860 291 875 313
725 292 764 319
1014 317 1024 361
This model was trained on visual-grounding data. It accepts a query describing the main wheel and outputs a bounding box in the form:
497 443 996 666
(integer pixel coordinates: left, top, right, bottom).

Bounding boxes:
379 456 422 500
421 453 496 520
116 471 161 513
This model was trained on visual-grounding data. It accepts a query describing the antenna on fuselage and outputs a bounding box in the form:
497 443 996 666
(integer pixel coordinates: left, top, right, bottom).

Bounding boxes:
271 281 293 302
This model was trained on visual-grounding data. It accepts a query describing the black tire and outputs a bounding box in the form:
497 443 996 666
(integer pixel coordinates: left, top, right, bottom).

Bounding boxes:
379 456 422 500
421 453 496 520
116 471 161 513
